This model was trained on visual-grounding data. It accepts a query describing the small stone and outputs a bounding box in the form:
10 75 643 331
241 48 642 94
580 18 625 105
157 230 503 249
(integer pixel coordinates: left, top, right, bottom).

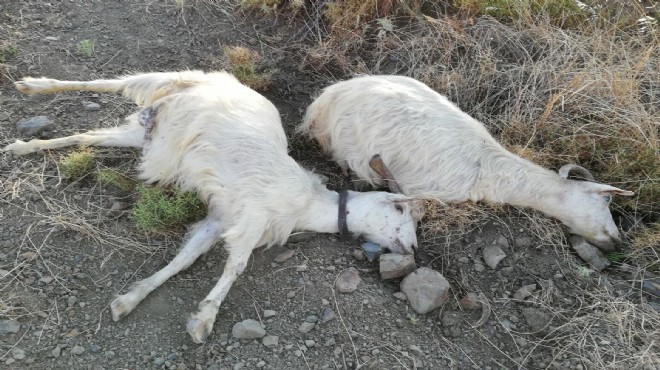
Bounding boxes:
90 344 100 353
336 267 361 293
6 359 15 365
262 335 279 348
233 362 245 370
400 267 451 314
154 357 166 365
360 242 382 261
12 348 25 360
458 257 469 263
286 291 296 299
16 116 54 136
482 245 507 269
263 310 277 318
393 292 407 300
305 315 318 323
68 296 78 306
104 350 115 358
71 346 85 355
513 284 537 301
320 307 335 323
0 319 21 334
409 345 424 357
304 340 316 348
51 346 62 358
379 254 417 280
458 293 482 310
569 235 610 271
232 319 266 339
294 350 302 357
352 249 366 261
473 263 485 272
82 101 101 111
274 249 295 263
39 276 54 284
298 322 315 333
256 361 266 368
324 337 336 346
20 251 37 261
296 265 308 272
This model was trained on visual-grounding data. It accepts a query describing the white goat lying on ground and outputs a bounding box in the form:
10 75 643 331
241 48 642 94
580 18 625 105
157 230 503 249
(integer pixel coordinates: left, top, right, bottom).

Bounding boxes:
2 71 418 343
299 75 634 252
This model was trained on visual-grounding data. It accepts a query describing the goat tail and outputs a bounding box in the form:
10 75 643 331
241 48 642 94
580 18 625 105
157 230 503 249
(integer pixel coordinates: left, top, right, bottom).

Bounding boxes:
14 70 209 107
297 86 337 153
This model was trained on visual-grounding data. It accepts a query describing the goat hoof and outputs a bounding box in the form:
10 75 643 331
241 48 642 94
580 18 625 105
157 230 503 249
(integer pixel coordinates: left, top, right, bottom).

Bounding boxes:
110 297 133 321
186 318 212 344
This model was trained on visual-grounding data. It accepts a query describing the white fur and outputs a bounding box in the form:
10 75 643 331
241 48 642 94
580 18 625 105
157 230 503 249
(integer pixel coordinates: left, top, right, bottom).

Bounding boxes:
3 71 418 343
299 75 634 251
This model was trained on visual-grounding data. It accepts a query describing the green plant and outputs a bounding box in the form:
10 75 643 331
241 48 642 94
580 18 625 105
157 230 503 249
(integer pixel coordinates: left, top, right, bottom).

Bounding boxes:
132 186 206 232
454 0 586 26
224 46 274 90
59 147 95 180
76 39 95 57
97 169 137 192
0 43 17 63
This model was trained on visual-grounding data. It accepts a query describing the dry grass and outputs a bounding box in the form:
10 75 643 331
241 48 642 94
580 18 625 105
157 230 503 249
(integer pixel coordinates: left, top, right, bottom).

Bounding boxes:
224 46 275 90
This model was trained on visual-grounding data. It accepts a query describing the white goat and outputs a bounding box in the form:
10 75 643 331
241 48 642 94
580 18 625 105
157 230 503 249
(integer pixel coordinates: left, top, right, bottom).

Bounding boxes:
299 75 634 251
2 71 418 343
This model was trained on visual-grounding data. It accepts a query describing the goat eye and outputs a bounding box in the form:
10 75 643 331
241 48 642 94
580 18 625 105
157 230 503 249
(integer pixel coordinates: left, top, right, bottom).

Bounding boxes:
394 204 404 213
603 194 612 203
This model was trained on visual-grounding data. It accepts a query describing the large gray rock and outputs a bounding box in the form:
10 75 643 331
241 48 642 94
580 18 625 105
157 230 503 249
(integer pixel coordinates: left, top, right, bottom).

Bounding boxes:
16 116 54 136
379 254 416 280
336 267 361 293
400 267 451 314
232 319 266 339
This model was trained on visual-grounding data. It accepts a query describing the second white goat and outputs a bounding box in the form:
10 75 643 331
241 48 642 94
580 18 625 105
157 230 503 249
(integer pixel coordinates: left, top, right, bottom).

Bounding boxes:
299 75 634 251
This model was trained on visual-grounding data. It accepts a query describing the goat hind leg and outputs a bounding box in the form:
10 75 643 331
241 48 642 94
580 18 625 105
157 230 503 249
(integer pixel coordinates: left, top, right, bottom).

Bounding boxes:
15 77 127 96
111 217 223 321
2 122 145 156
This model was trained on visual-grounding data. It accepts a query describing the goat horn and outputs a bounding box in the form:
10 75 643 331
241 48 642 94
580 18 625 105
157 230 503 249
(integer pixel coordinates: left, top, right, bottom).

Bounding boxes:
369 154 404 194
559 164 595 181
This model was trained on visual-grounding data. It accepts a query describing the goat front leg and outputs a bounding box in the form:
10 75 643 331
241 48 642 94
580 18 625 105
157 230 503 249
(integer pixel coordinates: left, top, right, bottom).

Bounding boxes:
111 217 223 321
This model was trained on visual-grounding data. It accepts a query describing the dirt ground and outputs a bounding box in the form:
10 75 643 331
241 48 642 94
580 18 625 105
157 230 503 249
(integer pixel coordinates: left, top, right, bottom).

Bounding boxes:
0 1 658 370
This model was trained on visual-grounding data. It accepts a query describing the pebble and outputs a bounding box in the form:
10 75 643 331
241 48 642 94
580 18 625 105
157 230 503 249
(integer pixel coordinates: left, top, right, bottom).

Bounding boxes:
324 337 336 346
513 284 537 301
274 249 295 263
233 362 245 370
154 357 166 365
409 345 424 357
262 335 279 348
51 346 61 358
298 322 315 333
263 310 277 318
569 235 610 271
0 319 21 334
304 340 316 347
12 348 26 360
482 245 507 269
458 257 469 263
256 361 266 368
393 292 407 301
39 276 54 284
320 307 335 323
400 267 451 314
16 116 54 136
286 290 296 299
305 315 318 323
473 263 485 272
379 254 416 280
360 242 382 261
71 346 85 355
352 249 366 261
82 101 101 111
336 267 361 293
458 293 482 310
232 319 266 339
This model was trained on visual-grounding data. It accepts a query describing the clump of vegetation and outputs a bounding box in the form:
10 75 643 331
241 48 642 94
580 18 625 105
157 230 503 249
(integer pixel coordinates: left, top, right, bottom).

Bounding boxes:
97 169 137 192
455 0 586 26
224 46 274 90
240 0 303 13
0 42 17 63
132 186 206 232
76 39 95 57
59 147 95 180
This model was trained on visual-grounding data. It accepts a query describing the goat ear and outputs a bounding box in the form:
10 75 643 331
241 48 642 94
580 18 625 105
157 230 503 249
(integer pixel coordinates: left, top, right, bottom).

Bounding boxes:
587 183 635 197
